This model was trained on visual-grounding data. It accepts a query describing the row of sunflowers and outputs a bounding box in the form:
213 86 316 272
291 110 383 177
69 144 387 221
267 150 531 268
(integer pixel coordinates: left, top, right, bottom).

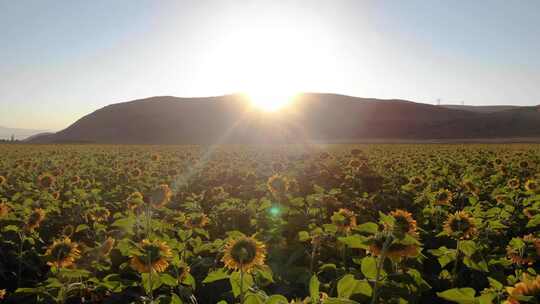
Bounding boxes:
0 144 539 303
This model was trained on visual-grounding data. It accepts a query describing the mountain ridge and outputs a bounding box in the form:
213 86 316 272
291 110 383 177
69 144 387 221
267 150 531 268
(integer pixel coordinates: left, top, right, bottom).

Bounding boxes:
28 93 540 144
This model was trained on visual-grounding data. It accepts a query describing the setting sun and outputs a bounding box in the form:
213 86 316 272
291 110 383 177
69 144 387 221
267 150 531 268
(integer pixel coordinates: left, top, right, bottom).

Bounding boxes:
246 90 297 111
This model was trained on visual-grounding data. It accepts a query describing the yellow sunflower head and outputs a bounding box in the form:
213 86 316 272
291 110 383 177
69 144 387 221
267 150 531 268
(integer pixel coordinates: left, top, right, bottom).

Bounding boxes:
410 176 424 185
508 178 520 190
86 207 110 223
0 202 10 218
45 237 81 268
368 232 419 261
25 208 46 231
506 234 540 266
348 158 362 169
130 239 172 273
434 189 453 206
38 173 55 189
519 160 529 169
267 174 289 196
151 153 161 162
185 213 210 229
444 211 478 240
525 180 539 193
462 179 480 195
222 236 266 273
331 208 357 233
127 191 144 210
99 237 116 257
148 184 173 208
130 168 143 179
505 274 540 304
0 289 5 300
387 209 417 238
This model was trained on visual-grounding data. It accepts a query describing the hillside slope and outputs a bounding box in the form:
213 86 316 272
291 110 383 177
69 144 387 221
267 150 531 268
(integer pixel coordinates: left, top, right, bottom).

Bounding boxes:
30 94 540 143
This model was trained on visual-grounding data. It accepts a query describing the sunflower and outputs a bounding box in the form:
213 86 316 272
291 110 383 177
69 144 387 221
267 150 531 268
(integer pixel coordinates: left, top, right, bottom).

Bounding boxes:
151 153 160 162
507 178 520 190
505 274 540 304
45 237 81 268
185 213 210 229
0 289 5 300
130 239 172 273
524 207 540 219
99 237 116 257
0 175 6 186
387 209 418 238
434 189 453 206
267 174 289 196
130 168 142 179
86 207 110 222
148 184 173 208
222 236 266 273
462 179 480 195
525 180 539 193
348 158 362 169
409 176 424 186
38 173 55 188
519 160 529 169
70 175 81 185
443 211 478 240
368 232 419 260
127 191 144 210
0 202 9 218
25 208 46 231
331 208 357 233
506 234 540 266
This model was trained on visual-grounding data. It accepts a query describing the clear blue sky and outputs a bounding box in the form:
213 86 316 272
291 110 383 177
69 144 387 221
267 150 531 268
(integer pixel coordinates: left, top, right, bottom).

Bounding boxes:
1 0 539 130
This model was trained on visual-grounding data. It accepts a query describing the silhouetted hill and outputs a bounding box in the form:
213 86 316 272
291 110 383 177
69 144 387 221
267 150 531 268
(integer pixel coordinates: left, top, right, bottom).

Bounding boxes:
29 94 540 144
441 104 520 113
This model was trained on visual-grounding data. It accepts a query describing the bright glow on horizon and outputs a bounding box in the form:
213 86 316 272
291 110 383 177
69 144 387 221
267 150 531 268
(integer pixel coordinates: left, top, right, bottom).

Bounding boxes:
246 89 298 111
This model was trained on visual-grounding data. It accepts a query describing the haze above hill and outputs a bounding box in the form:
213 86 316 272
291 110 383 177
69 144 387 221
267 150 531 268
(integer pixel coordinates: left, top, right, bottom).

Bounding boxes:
28 93 540 144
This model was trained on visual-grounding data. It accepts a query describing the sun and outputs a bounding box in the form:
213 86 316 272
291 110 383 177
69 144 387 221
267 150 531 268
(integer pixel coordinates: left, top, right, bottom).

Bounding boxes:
246 89 298 112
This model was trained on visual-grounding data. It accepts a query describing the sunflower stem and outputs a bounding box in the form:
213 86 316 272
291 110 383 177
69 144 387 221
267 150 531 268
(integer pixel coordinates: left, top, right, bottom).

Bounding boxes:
371 235 392 304
452 239 461 287
240 267 245 304
17 231 24 288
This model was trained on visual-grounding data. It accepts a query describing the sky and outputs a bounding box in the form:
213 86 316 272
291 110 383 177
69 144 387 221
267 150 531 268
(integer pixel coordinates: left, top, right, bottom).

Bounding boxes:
1 0 540 130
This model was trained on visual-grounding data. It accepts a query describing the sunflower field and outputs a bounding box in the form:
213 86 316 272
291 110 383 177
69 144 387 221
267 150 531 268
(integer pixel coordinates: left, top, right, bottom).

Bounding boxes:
0 144 539 304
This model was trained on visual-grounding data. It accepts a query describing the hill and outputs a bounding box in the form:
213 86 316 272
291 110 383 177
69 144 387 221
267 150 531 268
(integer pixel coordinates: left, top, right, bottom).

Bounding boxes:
441 104 520 113
0 126 48 140
29 93 540 144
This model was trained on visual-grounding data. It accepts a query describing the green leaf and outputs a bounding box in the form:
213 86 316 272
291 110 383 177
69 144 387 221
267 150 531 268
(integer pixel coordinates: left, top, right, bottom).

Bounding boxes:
360 257 377 279
309 275 320 302
353 222 378 234
266 295 289 304
203 268 230 283
526 214 540 228
230 271 254 297
487 277 503 290
337 275 372 298
142 273 162 293
244 292 265 304
171 294 183 304
160 273 178 287
458 241 477 256
75 224 89 233
299 231 310 242
111 216 135 234
323 298 360 304
338 235 368 249
437 288 477 304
